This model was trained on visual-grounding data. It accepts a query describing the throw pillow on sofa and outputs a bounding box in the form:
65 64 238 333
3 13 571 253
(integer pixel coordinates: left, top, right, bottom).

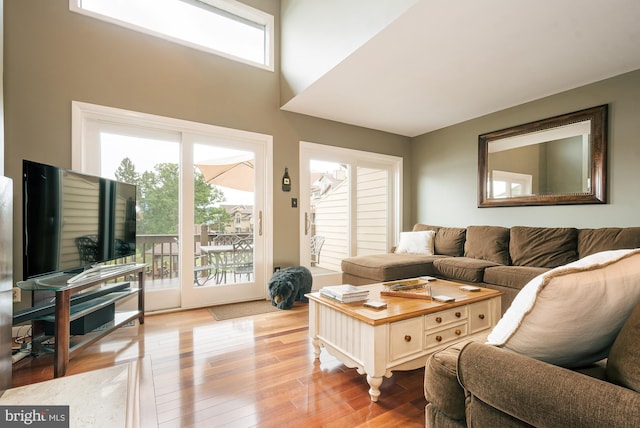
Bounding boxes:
413 224 467 256
395 230 435 255
435 227 467 256
510 226 578 268
486 249 640 368
578 227 640 258
464 225 510 265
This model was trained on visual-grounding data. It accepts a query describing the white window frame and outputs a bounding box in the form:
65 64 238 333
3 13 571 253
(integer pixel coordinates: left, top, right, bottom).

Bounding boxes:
71 101 274 310
69 0 274 71
299 142 402 267
490 170 533 198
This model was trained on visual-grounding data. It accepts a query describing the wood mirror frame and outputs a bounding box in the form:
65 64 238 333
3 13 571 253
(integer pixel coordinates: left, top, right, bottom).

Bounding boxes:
478 104 608 207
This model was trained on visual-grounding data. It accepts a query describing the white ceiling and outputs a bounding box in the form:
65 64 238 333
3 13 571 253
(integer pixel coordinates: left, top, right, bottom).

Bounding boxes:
281 0 640 137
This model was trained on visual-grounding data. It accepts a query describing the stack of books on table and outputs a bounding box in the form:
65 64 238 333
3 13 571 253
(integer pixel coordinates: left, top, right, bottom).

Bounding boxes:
319 284 369 303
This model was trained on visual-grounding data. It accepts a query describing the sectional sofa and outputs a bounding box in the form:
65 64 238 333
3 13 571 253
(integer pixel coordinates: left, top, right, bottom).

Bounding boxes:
341 224 640 314
424 248 640 427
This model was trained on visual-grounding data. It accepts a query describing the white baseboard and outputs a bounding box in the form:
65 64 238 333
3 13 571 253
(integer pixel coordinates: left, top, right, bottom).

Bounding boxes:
311 272 343 290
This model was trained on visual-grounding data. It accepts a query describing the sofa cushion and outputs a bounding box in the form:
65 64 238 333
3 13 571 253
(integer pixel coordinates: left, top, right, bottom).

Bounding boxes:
395 230 435 255
458 342 640 428
510 226 578 268
383 224 439 253
482 265 549 290
425 405 466 428
433 257 500 283
413 224 439 230
410 224 466 256
464 225 510 265
435 227 466 257
340 253 442 282
486 249 640 367
606 299 640 392
578 227 640 258
424 337 485 421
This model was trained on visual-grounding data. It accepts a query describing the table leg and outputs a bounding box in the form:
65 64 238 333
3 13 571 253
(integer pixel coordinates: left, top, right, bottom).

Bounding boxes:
312 337 321 359
366 374 383 402
54 289 71 377
138 271 145 324
308 300 321 358
214 252 227 284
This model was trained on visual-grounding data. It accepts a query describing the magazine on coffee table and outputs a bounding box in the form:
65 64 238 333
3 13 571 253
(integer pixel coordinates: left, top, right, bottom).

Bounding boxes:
319 284 369 303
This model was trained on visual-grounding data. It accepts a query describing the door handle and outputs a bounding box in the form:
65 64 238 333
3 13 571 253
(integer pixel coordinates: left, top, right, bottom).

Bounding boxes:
259 211 263 236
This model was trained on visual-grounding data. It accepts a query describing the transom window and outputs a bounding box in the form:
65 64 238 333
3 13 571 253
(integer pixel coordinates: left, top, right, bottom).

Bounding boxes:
70 0 274 70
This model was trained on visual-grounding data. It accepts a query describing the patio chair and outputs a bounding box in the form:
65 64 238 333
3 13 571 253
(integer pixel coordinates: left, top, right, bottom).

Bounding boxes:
310 235 325 266
212 234 241 245
196 241 239 285
231 238 253 282
194 252 217 286
75 235 99 264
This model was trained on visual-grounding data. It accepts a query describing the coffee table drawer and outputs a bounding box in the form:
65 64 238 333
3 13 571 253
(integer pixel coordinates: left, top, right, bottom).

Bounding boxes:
425 322 468 350
469 300 492 333
389 317 424 361
425 306 468 328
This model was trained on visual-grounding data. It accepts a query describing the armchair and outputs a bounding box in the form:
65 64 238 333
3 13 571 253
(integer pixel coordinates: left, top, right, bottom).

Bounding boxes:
425 297 640 427
457 342 640 427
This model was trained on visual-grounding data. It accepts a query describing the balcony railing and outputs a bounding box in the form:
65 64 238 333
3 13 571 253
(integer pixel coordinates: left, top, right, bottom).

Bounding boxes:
117 231 252 281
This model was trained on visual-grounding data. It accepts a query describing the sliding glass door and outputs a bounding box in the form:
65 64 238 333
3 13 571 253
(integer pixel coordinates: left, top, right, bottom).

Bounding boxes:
299 142 401 286
72 102 272 311
183 136 269 307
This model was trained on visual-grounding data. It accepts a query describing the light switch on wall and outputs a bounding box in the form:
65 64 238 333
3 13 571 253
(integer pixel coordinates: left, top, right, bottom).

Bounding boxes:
291 198 298 208
12 287 21 303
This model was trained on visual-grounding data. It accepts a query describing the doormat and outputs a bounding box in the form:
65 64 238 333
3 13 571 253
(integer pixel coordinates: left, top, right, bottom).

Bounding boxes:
209 300 280 320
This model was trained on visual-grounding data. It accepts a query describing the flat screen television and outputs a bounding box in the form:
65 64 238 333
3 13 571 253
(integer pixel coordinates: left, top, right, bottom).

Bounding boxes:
22 160 137 280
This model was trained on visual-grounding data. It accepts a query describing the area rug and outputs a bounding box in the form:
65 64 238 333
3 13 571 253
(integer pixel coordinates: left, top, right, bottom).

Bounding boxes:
209 300 280 320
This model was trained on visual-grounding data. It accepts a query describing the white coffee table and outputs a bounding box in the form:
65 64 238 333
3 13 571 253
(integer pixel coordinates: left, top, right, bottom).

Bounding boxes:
306 279 502 401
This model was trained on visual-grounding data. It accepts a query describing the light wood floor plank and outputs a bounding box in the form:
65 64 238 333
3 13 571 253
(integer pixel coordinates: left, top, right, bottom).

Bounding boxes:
12 305 426 427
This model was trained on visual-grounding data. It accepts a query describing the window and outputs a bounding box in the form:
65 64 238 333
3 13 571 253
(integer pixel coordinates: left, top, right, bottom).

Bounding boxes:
300 143 402 275
490 170 533 198
70 0 274 70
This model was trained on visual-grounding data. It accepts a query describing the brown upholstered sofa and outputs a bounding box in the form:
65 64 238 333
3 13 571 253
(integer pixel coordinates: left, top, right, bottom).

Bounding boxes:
424 297 640 427
341 224 640 314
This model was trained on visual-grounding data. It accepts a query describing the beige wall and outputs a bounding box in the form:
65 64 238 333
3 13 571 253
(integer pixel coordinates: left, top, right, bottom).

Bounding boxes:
3 0 412 280
411 69 640 228
7 0 638 285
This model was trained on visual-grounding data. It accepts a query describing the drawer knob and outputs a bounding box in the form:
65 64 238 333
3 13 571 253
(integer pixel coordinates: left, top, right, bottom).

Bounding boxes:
435 317 442 323
435 335 442 342
404 335 412 342
455 312 461 318
478 314 485 320
455 329 462 335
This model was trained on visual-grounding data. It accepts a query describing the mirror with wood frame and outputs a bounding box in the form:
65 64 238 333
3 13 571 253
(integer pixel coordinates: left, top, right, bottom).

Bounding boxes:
478 104 608 207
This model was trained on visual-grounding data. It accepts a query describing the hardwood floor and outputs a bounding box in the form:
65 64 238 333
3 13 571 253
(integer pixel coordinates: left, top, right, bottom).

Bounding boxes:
11 304 427 427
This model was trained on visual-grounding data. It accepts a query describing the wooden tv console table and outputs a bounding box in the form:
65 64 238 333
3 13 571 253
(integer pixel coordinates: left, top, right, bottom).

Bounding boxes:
15 264 146 377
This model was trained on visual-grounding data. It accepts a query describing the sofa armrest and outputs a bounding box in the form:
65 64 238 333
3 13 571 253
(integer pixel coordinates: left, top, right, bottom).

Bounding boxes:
458 342 640 428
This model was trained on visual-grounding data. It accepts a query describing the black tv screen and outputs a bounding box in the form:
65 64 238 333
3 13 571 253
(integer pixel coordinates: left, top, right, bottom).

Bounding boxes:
23 160 137 280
